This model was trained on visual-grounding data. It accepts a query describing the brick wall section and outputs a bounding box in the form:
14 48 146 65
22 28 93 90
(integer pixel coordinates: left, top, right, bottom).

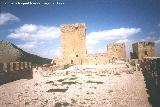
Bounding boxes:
0 62 32 85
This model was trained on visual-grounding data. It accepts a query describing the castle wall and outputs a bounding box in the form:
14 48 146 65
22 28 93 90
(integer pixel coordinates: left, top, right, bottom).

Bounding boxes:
87 53 108 65
0 62 32 85
140 57 160 103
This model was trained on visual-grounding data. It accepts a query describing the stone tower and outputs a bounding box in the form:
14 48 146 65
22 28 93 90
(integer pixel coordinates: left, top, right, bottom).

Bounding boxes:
107 43 126 61
60 23 87 65
130 42 155 60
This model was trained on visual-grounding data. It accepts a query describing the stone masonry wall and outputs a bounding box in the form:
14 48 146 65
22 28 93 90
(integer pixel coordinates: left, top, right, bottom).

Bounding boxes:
131 42 155 60
140 57 160 106
0 62 32 84
140 57 160 86
60 24 87 65
87 53 109 64
107 43 126 62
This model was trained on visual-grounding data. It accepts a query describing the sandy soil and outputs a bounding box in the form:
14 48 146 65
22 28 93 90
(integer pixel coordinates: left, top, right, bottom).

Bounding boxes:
0 64 151 107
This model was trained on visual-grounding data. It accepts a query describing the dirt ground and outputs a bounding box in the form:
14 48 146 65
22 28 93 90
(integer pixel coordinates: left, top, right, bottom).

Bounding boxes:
0 64 151 107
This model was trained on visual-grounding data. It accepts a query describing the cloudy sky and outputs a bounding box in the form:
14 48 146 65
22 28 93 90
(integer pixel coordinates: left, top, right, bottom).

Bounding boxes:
0 0 160 59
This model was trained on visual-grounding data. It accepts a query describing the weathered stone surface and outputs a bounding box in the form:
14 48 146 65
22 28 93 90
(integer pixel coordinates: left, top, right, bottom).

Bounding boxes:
140 57 160 107
107 43 126 62
140 57 160 85
87 53 108 65
60 24 87 65
131 42 155 60
0 62 32 85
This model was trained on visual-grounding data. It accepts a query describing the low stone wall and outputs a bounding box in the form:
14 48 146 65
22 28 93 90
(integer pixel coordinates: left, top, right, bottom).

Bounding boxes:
0 62 32 85
33 65 63 79
140 57 160 106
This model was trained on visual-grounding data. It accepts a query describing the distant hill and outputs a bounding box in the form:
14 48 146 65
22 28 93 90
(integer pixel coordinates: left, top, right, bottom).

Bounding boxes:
0 40 52 65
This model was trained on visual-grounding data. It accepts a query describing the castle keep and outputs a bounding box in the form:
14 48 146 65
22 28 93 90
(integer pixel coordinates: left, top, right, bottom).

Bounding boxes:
130 42 155 60
60 24 87 65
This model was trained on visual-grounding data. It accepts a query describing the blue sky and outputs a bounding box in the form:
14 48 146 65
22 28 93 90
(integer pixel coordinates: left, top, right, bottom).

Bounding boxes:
0 0 160 58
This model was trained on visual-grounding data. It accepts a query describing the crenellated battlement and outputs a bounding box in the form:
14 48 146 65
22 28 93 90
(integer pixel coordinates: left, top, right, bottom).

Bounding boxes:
0 61 32 85
60 23 86 32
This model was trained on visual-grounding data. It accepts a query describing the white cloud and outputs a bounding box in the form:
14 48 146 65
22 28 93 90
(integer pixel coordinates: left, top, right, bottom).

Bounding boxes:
86 27 141 46
48 47 61 57
87 46 105 54
0 13 20 25
86 27 141 56
9 25 143 59
17 41 61 59
158 23 160 27
8 24 60 59
8 24 60 41
155 39 160 44
39 46 61 58
116 39 130 43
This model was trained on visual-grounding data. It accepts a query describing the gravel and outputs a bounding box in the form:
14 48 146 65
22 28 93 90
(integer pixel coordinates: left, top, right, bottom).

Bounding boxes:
0 64 151 107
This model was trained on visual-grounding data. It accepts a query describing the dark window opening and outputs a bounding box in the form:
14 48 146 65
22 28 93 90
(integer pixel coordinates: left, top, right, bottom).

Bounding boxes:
75 27 78 30
71 60 73 64
145 50 148 56
76 54 78 57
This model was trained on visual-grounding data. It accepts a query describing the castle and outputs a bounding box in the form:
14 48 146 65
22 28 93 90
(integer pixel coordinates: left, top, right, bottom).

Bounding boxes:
52 23 156 65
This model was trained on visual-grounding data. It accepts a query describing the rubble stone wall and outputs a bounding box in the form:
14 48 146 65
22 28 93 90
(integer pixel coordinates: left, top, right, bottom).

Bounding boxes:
140 57 160 106
107 43 126 62
0 62 32 84
87 53 109 64
140 57 160 86
131 42 155 60
33 65 64 79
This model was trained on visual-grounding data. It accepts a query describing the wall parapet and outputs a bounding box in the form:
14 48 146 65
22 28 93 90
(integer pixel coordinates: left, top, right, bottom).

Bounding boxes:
140 57 160 106
140 57 160 84
0 61 32 85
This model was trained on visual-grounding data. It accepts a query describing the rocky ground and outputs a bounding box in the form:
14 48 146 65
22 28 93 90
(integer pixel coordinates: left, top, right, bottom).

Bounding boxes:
0 64 151 107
